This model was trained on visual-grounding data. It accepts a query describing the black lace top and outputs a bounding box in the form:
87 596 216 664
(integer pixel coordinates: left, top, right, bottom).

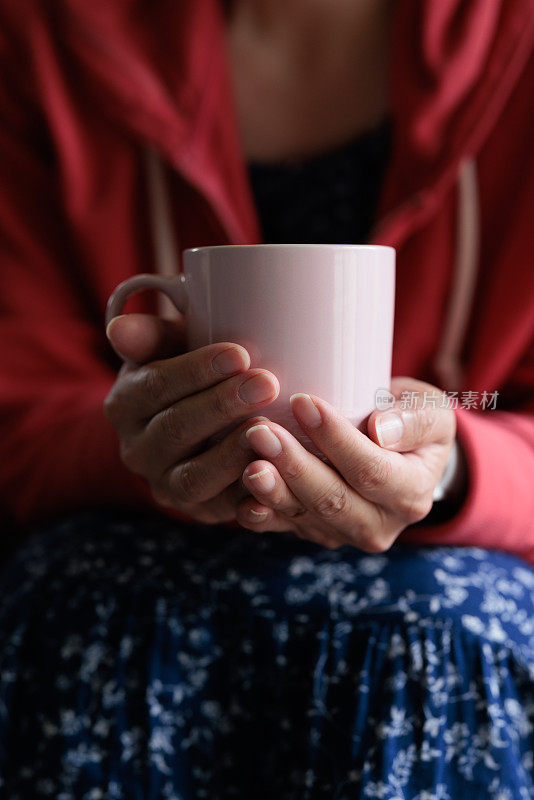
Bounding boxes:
248 120 391 244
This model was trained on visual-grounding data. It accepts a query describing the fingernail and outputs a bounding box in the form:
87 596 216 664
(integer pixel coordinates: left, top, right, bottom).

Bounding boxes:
212 346 250 376
290 393 322 428
105 315 126 341
375 412 404 448
248 508 269 521
239 418 269 449
245 424 282 458
239 374 278 405
246 466 276 493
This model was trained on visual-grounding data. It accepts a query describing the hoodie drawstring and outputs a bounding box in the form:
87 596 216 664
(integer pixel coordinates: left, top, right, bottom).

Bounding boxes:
433 158 480 393
145 147 182 319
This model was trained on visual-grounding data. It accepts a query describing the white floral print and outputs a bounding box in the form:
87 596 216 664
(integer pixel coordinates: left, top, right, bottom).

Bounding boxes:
0 512 533 799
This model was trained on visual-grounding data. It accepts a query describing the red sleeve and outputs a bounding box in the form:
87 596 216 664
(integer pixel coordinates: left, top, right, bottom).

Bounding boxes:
0 19 187 530
0 146 156 527
400 391 534 564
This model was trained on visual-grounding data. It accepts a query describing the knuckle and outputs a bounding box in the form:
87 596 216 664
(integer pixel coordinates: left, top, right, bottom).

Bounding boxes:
170 460 200 503
285 458 309 481
103 391 120 426
209 386 233 422
140 364 169 405
159 405 186 448
350 457 391 492
323 538 343 551
311 480 349 520
219 438 245 473
176 354 201 391
151 485 174 508
415 410 437 442
285 505 307 519
358 530 393 554
400 494 433 525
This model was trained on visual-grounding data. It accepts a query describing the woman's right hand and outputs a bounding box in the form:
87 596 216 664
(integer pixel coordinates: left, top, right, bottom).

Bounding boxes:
104 313 280 524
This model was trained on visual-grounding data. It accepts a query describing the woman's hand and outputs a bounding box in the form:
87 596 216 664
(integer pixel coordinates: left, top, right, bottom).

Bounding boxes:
235 377 458 550
104 314 280 524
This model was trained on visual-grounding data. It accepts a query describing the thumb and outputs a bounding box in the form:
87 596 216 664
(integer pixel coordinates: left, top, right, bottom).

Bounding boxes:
368 403 456 452
106 313 186 365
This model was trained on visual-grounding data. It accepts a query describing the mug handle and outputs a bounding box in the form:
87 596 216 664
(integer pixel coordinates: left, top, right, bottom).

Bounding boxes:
105 273 188 327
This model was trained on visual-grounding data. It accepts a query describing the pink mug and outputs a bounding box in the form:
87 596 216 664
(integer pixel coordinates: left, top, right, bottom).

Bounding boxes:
106 244 395 457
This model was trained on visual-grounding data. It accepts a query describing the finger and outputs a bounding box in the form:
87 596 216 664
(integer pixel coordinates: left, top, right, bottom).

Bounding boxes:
106 313 186 364
292 524 346 550
244 422 388 550
242 460 307 519
133 343 255 418
234 497 297 533
158 417 271 505
105 341 262 432
370 406 455 453
143 369 279 461
371 375 454 450
235 496 345 549
242 462 347 548
289 393 418 505
368 400 456 453
154 478 250 524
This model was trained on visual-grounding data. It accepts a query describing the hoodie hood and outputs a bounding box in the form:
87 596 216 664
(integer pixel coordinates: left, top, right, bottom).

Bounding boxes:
56 0 260 244
376 0 534 238
33 0 531 247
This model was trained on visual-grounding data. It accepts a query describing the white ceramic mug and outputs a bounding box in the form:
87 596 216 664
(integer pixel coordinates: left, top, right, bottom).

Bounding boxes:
106 244 395 456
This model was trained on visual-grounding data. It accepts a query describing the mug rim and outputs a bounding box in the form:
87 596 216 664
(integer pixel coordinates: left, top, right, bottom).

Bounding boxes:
185 244 395 255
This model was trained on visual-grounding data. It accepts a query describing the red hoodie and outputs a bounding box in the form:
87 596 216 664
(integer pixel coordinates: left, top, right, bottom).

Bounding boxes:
0 0 534 560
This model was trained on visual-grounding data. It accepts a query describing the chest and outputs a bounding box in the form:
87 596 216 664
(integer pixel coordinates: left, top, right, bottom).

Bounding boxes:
225 1 392 162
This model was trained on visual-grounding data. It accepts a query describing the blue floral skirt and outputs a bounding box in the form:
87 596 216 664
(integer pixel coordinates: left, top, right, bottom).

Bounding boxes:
1 511 534 800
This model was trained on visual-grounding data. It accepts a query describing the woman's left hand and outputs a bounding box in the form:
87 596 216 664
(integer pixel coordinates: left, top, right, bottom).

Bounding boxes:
235 377 458 550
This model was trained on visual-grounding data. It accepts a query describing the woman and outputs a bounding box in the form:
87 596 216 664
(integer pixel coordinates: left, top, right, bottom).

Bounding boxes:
0 0 534 797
